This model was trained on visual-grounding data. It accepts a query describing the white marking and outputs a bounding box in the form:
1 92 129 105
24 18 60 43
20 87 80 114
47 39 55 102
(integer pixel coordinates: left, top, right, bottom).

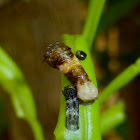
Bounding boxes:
77 81 98 102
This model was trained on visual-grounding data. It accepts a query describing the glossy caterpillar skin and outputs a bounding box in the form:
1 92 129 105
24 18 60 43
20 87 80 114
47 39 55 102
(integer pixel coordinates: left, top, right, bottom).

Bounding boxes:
44 42 98 102
63 85 79 130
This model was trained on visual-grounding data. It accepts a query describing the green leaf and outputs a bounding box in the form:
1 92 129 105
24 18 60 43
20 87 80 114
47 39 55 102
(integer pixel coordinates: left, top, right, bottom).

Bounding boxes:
54 35 101 140
101 102 126 134
0 47 44 140
98 0 140 32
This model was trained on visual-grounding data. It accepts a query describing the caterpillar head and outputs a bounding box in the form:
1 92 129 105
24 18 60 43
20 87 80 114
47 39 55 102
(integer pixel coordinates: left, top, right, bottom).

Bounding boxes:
44 42 73 68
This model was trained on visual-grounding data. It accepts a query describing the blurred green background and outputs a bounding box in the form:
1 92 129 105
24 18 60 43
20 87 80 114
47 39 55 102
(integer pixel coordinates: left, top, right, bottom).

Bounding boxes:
0 0 140 139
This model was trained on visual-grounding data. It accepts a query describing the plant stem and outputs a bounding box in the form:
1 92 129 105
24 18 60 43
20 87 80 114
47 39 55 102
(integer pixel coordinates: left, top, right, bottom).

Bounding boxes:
99 57 140 105
82 0 105 49
54 35 101 140
28 119 44 140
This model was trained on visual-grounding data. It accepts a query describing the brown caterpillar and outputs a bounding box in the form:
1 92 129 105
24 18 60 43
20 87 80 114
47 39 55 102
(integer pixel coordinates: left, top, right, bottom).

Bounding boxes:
44 42 98 102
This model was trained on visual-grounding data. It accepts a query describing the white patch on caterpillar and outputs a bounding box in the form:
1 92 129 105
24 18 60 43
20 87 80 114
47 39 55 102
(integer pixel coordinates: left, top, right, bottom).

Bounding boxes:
77 81 98 102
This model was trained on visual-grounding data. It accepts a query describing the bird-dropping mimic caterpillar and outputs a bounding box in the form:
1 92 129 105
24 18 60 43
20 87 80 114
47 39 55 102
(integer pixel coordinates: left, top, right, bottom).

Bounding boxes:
44 42 98 102
63 85 79 130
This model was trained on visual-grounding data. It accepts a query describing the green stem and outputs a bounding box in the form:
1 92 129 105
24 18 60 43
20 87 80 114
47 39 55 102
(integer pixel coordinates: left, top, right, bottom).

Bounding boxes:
99 58 140 105
98 0 140 32
100 102 126 134
28 119 44 140
82 0 105 49
54 35 101 140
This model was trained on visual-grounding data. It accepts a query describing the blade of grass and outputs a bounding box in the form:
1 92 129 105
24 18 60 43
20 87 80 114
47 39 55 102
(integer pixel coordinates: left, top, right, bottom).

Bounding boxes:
54 35 101 140
98 0 140 32
99 57 140 105
82 0 105 49
0 47 44 140
100 102 126 135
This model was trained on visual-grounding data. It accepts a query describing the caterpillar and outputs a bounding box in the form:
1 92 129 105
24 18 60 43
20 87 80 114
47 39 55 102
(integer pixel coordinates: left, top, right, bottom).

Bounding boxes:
63 85 79 130
44 42 98 102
